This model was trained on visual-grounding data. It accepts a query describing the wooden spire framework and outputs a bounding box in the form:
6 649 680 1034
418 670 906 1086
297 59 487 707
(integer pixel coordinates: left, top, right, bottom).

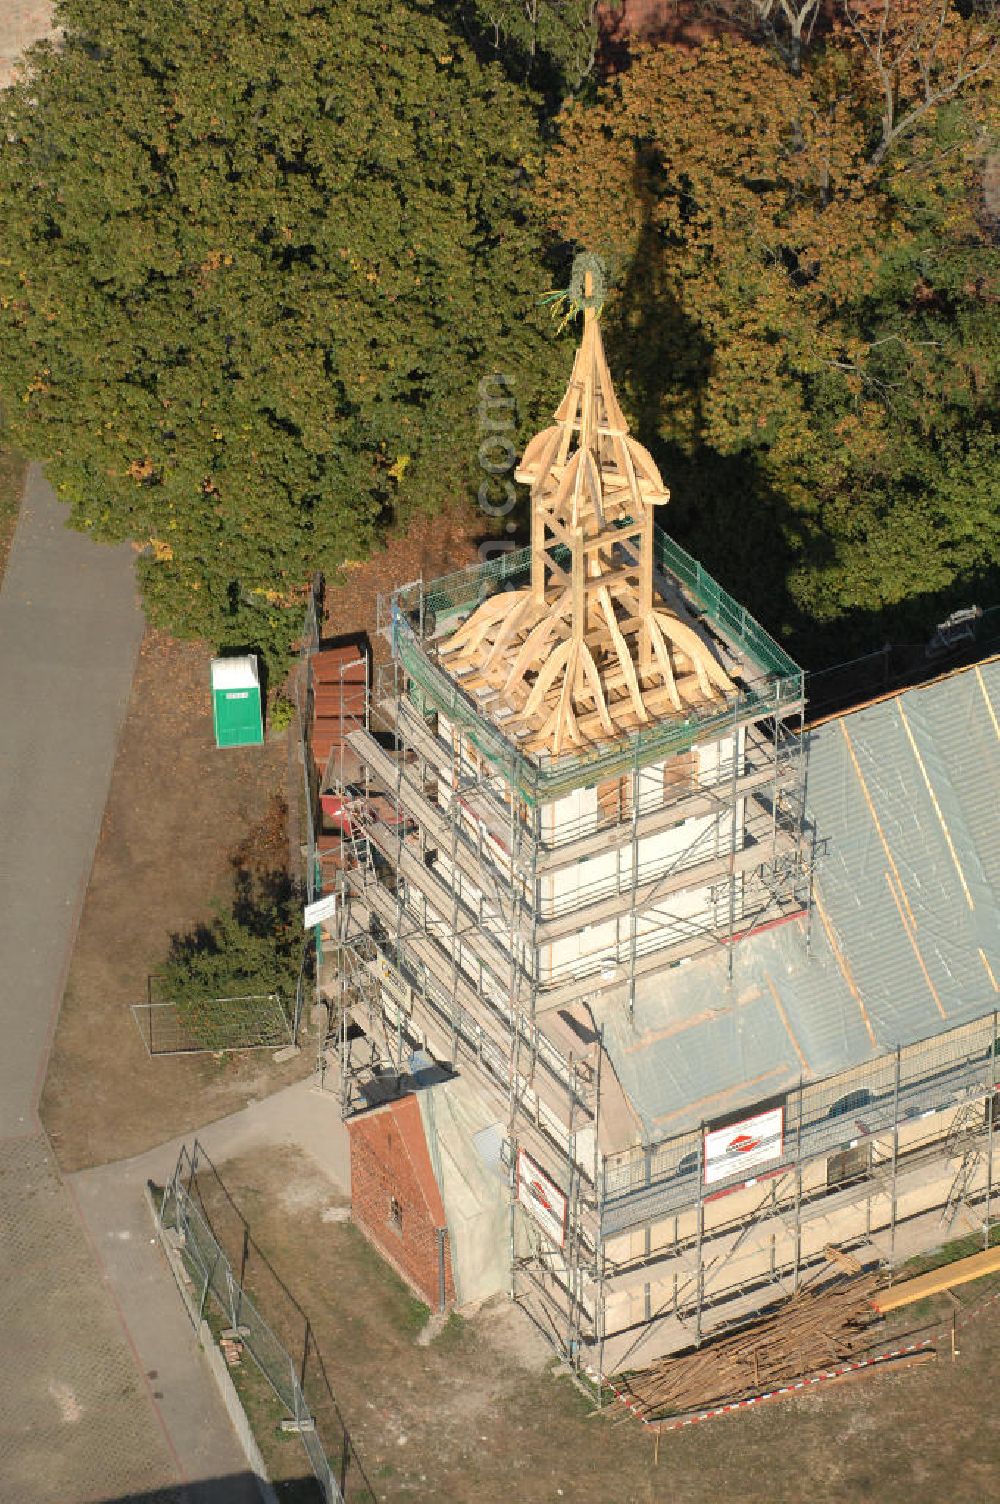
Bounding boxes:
439 284 735 757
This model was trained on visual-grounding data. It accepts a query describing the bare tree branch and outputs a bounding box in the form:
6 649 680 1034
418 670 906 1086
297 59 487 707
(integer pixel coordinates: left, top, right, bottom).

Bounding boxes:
839 0 1000 165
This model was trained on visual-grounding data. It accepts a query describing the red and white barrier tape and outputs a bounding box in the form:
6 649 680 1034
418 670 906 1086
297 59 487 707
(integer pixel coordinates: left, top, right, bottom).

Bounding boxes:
586 1263 1000 1437
586 1338 935 1434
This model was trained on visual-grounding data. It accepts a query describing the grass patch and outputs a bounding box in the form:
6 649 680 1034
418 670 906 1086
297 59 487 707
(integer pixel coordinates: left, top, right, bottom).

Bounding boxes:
899 1295 939 1321
902 1221 1000 1278
432 1310 467 1351
402 1293 432 1334
338 1220 430 1336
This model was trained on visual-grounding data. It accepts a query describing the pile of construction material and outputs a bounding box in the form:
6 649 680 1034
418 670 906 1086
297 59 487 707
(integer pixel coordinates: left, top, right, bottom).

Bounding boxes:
219 1328 246 1369
620 1265 881 1420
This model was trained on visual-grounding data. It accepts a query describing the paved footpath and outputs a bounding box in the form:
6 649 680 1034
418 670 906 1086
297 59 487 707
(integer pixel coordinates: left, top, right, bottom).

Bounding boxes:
68 1072 352 1499
0 469 259 1503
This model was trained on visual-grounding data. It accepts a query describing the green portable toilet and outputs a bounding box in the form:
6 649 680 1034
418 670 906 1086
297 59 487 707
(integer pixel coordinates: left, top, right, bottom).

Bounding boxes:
210 655 264 748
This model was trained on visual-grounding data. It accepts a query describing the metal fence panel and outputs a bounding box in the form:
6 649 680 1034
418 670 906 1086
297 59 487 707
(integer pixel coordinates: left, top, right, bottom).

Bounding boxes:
131 991 292 1055
160 1146 344 1504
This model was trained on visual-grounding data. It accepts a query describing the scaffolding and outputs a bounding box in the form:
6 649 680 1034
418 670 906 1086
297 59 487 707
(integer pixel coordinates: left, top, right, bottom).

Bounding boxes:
303 586 998 1383
300 511 810 1382
299 549 1000 1401
593 1009 1000 1375
290 268 1000 1391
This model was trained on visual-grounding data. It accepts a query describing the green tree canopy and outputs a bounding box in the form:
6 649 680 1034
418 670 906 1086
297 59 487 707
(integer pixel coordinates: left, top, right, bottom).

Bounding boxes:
0 0 565 665
540 30 1000 659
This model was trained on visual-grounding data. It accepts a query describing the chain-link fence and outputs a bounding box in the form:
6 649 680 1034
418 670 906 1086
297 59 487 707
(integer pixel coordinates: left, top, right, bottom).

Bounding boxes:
160 1142 356 1504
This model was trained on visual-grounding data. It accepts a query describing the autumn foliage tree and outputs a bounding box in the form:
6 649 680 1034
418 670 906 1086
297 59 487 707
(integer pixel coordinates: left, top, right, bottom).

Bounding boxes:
839 0 999 163
541 22 999 656
0 0 566 666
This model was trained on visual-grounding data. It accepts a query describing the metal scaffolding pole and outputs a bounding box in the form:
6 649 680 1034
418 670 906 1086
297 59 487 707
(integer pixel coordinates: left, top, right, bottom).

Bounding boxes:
446 721 464 1066
793 1079 803 1291
889 1045 901 1268
797 682 814 947
988 1010 998 1251
564 1056 579 1364
694 1127 706 1345
593 1038 605 1403
769 683 781 859
506 783 520 1028
508 1024 522 1305
627 752 640 1023
726 701 740 983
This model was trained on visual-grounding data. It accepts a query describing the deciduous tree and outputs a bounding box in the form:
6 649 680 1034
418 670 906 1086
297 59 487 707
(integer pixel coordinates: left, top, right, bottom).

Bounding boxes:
839 0 999 163
452 0 604 97
541 33 999 656
0 0 565 665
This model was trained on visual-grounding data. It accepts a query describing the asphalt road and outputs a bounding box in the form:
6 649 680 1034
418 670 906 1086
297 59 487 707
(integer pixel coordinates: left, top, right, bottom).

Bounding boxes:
0 467 260 1503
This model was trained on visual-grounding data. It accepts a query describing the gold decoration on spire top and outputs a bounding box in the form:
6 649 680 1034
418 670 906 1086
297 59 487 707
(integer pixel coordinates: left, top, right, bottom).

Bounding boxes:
440 264 734 757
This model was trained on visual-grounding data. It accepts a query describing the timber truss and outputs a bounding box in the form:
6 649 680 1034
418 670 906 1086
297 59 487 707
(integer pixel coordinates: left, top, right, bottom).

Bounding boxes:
439 289 735 757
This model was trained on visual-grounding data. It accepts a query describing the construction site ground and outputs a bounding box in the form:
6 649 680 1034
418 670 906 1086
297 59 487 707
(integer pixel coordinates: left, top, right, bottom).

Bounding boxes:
40 497 483 1174
196 1143 1000 1504
39 626 310 1172
29 488 1000 1503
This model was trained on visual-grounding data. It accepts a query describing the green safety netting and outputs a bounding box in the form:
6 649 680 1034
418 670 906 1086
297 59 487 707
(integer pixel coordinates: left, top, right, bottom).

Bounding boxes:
392 523 802 804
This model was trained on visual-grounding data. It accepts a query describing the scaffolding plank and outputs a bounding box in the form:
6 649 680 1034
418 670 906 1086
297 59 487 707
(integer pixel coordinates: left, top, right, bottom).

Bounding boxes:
343 873 591 1133
350 725 798 964
534 760 782 874
363 814 526 983
347 726 534 937
388 695 800 876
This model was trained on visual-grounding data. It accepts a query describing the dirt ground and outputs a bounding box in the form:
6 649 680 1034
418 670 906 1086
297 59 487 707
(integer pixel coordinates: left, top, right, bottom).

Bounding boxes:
40 628 310 1172
198 1145 1000 1504
0 0 58 89
40 502 486 1175
24 500 518 1504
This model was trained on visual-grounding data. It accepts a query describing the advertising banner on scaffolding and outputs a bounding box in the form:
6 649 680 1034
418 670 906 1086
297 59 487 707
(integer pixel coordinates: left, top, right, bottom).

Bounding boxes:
516 1148 567 1248
703 1105 784 1186
303 893 338 929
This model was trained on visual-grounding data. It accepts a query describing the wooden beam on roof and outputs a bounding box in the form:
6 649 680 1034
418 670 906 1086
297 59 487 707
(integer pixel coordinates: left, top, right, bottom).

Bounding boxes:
579 639 615 739
518 676 707 751
644 613 682 712
871 1245 1000 1312
503 591 571 695
435 289 733 756
480 592 537 673
439 590 517 656
521 637 575 722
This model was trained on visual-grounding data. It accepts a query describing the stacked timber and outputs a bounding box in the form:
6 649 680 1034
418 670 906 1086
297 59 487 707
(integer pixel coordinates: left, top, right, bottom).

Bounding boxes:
620 1270 881 1421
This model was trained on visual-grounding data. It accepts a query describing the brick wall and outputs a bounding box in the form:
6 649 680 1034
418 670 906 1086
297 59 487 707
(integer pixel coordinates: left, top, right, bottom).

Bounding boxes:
348 1094 455 1311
